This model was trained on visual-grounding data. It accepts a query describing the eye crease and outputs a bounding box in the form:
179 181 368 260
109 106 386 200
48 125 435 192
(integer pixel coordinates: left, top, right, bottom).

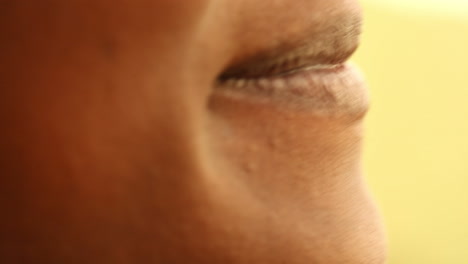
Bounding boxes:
219 52 346 80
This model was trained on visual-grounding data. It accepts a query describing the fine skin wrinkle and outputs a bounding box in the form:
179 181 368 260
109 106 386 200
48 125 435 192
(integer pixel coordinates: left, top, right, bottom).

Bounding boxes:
0 0 387 263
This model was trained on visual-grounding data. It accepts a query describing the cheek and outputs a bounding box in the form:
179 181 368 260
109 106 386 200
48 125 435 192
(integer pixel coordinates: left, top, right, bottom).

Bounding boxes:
207 92 365 204
202 93 387 263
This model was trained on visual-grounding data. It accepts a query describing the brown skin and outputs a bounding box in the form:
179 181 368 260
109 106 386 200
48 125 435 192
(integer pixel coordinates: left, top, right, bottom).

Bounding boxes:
0 0 386 263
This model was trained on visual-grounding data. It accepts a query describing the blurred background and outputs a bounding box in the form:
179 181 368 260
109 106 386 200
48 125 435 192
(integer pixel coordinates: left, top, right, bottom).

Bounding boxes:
353 0 468 262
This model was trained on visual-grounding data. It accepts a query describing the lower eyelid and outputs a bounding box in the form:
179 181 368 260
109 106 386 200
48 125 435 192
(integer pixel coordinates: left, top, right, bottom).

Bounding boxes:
215 63 369 117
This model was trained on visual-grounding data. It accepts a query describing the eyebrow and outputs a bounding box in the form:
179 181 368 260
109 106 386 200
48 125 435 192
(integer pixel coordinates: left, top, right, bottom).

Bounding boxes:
221 12 362 78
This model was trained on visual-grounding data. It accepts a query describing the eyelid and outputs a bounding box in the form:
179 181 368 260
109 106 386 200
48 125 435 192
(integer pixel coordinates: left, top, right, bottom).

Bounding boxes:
213 11 368 117
219 46 356 80
219 14 362 80
215 63 369 118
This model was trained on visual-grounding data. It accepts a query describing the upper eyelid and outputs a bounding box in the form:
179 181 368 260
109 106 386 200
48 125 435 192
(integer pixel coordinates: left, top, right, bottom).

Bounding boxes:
219 14 362 80
220 40 358 80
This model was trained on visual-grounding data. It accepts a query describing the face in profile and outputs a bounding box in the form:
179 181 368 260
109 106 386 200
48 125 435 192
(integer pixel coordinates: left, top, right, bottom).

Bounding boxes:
0 0 386 263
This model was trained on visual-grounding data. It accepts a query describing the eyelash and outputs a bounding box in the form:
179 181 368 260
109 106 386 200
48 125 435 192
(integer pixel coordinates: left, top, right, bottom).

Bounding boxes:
219 51 342 83
218 49 311 81
232 57 302 79
220 64 342 88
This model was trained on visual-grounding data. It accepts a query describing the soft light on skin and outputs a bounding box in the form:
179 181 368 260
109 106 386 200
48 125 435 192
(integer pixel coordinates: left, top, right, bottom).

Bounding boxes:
0 0 387 263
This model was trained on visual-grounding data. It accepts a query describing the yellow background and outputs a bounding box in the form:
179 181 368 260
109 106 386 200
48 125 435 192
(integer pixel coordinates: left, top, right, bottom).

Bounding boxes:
354 1 468 263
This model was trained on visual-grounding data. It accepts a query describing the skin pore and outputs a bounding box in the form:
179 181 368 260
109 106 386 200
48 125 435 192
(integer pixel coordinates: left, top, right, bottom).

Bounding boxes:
0 0 387 263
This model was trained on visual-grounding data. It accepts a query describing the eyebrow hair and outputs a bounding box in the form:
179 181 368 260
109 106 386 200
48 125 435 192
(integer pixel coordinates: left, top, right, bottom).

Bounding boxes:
221 12 362 79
